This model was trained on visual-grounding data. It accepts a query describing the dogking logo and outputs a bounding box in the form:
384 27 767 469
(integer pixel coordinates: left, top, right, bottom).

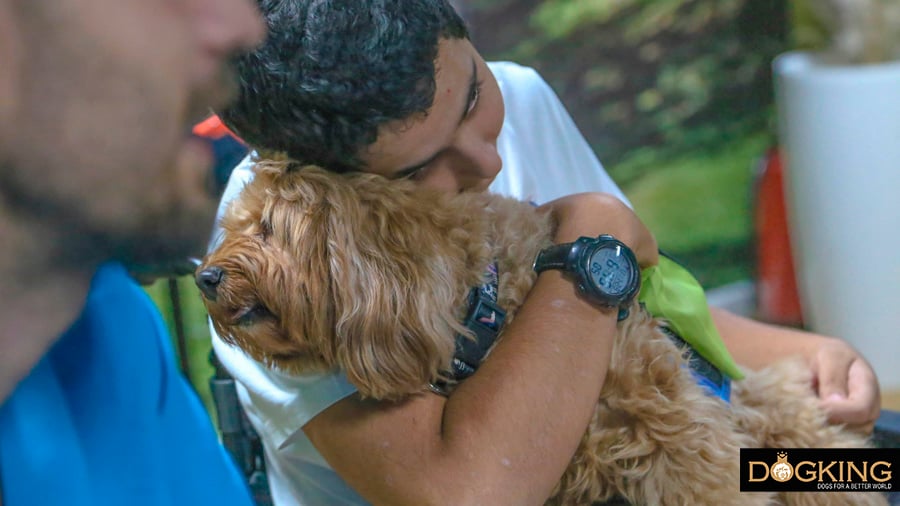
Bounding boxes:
770 452 793 482
741 448 898 492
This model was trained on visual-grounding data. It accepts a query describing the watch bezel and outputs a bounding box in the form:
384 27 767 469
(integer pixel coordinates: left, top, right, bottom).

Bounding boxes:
569 235 640 307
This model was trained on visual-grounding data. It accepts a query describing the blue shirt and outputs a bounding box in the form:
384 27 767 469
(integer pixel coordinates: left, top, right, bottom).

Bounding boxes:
0 263 253 506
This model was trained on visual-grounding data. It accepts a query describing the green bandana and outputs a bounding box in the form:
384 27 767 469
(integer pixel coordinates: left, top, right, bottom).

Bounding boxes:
638 256 744 380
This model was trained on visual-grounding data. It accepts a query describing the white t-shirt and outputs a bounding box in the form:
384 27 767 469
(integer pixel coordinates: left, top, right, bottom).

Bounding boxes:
210 61 629 505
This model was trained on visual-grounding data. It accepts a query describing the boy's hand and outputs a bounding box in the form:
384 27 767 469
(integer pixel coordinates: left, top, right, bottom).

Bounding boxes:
811 338 881 433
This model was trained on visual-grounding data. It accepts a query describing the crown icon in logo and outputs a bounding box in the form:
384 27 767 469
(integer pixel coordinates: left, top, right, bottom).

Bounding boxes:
770 451 793 482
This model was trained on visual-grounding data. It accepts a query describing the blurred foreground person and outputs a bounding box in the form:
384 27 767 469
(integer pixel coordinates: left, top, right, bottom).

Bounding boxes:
0 0 265 504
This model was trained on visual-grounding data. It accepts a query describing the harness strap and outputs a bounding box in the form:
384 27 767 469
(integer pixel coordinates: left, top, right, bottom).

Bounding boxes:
659 325 731 402
451 261 504 380
430 263 505 394
429 263 731 403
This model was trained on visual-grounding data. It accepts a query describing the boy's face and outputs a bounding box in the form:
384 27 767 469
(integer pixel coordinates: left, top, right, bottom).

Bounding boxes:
0 0 264 264
360 38 505 194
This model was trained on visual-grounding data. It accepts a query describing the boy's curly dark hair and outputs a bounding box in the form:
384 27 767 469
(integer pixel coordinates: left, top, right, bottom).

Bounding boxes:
220 0 468 172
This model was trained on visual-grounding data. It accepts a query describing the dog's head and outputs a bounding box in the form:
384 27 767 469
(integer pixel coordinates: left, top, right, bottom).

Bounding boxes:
196 162 491 399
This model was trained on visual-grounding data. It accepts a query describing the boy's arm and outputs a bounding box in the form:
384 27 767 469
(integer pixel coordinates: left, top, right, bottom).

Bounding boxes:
553 192 881 433
712 306 881 432
303 193 653 505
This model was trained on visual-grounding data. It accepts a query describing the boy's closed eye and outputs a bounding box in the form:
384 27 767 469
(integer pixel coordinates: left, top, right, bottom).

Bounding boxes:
394 58 484 182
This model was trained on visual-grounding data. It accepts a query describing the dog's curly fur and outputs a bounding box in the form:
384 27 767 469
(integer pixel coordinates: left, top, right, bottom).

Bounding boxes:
199 162 886 506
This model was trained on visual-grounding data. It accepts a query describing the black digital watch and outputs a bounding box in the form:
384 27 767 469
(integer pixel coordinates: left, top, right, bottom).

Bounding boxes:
532 234 640 312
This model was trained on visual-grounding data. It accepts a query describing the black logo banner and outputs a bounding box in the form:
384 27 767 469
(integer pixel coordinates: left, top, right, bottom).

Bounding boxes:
740 448 898 492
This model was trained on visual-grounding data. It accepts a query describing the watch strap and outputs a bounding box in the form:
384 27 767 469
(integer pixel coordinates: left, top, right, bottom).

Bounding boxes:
532 241 573 272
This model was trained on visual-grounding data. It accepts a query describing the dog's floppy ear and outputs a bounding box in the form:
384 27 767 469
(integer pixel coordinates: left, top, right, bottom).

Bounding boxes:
316 173 476 399
252 166 485 399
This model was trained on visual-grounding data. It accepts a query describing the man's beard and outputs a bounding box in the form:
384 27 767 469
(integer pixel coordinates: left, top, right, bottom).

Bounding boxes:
53 203 215 276
110 205 216 272
0 163 216 274
0 52 242 276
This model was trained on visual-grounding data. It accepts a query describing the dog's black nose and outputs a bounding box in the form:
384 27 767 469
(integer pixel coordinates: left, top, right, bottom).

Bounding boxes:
196 266 224 301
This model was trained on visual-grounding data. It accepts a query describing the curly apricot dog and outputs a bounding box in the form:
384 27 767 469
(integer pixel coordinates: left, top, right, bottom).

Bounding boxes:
197 161 885 506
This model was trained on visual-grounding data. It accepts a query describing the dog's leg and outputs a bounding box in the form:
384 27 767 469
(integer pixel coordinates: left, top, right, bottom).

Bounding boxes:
732 359 889 506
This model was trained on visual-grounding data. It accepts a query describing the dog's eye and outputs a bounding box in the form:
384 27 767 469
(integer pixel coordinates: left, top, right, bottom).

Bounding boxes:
258 219 273 239
234 304 273 326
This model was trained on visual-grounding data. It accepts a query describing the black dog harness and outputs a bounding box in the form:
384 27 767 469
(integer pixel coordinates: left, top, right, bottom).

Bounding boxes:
429 262 730 400
429 263 505 395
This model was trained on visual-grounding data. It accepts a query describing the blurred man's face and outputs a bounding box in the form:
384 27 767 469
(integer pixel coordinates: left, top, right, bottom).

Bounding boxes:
0 0 265 265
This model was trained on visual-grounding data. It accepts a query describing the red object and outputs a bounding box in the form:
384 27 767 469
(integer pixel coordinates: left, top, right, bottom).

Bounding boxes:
192 114 243 142
753 147 804 327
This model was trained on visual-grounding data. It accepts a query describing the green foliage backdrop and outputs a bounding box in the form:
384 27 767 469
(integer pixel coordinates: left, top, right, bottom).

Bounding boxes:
455 0 789 286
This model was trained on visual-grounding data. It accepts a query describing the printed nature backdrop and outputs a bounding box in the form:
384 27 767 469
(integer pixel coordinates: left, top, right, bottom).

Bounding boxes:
452 0 790 287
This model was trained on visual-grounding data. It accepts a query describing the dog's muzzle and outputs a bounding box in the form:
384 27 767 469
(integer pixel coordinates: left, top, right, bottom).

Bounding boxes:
196 266 224 301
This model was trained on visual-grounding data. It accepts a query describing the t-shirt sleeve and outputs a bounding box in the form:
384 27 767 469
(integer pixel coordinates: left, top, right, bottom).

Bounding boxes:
488 61 631 207
211 330 357 450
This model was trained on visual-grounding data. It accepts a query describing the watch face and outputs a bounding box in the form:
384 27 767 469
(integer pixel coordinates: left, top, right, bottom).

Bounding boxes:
588 245 634 295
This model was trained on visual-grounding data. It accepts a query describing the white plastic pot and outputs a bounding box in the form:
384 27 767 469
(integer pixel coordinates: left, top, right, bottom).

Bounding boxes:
774 51 900 390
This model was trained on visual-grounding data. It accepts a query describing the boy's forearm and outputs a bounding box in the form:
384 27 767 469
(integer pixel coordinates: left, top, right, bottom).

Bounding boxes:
310 270 622 506
712 306 822 370
437 270 619 503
